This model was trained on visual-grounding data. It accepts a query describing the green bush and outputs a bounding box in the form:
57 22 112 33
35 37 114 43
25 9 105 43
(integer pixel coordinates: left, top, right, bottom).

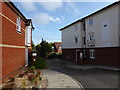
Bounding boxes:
47 52 56 59
56 53 62 59
47 52 62 59
33 57 47 69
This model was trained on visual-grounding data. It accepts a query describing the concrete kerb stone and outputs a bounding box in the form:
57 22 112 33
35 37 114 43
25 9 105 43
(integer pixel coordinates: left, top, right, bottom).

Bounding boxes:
41 69 84 89
66 74 84 90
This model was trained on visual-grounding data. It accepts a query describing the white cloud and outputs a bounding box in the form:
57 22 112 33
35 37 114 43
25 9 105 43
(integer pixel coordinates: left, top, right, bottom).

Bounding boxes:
39 30 50 34
32 13 63 25
20 2 37 12
39 1 63 12
33 13 50 25
11 0 118 2
49 17 62 23
65 2 80 15
34 34 60 44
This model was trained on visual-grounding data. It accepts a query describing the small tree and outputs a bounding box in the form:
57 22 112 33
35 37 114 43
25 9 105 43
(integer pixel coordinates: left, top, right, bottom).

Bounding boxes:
32 41 36 50
39 39 52 59
36 44 41 56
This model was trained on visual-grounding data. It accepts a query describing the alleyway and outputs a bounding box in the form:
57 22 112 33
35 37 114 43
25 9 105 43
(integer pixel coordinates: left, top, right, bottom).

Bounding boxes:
46 59 119 89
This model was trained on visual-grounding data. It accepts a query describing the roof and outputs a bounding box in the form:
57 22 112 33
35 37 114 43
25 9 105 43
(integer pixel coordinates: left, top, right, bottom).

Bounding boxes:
4 0 34 30
53 42 62 49
25 19 35 30
60 1 120 31
5 1 27 22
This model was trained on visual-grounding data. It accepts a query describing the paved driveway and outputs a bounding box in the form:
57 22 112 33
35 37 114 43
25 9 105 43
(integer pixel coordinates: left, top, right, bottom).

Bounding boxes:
46 59 120 89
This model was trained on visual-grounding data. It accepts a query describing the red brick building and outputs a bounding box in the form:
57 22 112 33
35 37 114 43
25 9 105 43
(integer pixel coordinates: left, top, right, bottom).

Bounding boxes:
0 1 34 83
52 42 62 53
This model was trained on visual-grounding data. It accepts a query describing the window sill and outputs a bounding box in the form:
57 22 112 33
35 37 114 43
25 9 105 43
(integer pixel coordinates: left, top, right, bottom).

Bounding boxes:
90 57 95 59
17 31 22 34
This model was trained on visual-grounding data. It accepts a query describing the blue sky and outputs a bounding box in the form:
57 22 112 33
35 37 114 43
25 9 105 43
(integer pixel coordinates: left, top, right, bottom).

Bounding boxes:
13 1 117 45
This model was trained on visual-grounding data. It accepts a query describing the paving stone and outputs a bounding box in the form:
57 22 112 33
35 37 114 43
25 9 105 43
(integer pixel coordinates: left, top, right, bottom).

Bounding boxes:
41 70 82 89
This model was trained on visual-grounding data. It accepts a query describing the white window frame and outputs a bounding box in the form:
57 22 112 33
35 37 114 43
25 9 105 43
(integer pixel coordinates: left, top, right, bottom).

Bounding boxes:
89 33 95 42
27 26 31 46
75 37 78 43
59 46 61 50
88 18 93 25
90 50 95 59
16 17 21 33
32 53 37 56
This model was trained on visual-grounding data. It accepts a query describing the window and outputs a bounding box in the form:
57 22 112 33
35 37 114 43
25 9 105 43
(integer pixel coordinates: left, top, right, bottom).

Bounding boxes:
16 17 21 33
27 26 31 46
88 33 95 46
89 18 93 25
104 24 107 27
89 33 95 42
52 46 54 50
59 46 61 50
90 50 95 59
32 53 37 56
75 37 78 43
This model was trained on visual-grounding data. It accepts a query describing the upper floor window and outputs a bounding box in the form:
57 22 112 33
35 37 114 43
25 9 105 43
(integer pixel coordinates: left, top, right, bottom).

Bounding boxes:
28 26 31 46
87 32 95 46
75 36 78 43
89 33 95 42
89 18 93 25
104 24 107 27
16 17 21 33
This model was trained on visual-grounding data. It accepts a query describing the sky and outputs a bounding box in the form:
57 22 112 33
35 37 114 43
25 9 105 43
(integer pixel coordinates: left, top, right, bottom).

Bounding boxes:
12 0 118 45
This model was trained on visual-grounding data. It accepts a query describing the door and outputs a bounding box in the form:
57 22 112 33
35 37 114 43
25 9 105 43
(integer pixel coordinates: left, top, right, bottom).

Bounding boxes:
76 50 83 64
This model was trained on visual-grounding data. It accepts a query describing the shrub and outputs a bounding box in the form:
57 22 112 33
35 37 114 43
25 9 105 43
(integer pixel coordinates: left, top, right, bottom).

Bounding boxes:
47 52 62 59
47 52 56 59
56 52 63 59
24 66 42 84
33 57 47 69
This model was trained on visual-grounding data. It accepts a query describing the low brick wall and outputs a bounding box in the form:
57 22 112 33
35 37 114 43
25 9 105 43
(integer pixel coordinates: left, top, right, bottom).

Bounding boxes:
2 47 25 82
62 47 120 67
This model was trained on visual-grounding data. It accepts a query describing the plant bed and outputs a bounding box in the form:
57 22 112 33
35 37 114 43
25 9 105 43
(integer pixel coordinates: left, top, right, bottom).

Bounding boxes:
1 66 48 89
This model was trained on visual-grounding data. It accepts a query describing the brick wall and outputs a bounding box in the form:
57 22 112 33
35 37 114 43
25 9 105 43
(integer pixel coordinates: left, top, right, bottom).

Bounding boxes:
0 47 2 84
87 47 120 67
1 2 26 81
2 3 25 46
62 49 76 62
2 47 25 81
0 1 2 84
62 47 120 67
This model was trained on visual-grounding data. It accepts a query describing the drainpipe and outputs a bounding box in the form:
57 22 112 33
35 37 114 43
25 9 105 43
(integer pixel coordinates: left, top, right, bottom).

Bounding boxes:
82 20 87 59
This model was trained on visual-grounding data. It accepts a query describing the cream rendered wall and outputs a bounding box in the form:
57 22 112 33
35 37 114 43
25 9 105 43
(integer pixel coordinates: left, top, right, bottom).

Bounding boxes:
62 22 82 49
118 3 120 46
85 5 119 48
